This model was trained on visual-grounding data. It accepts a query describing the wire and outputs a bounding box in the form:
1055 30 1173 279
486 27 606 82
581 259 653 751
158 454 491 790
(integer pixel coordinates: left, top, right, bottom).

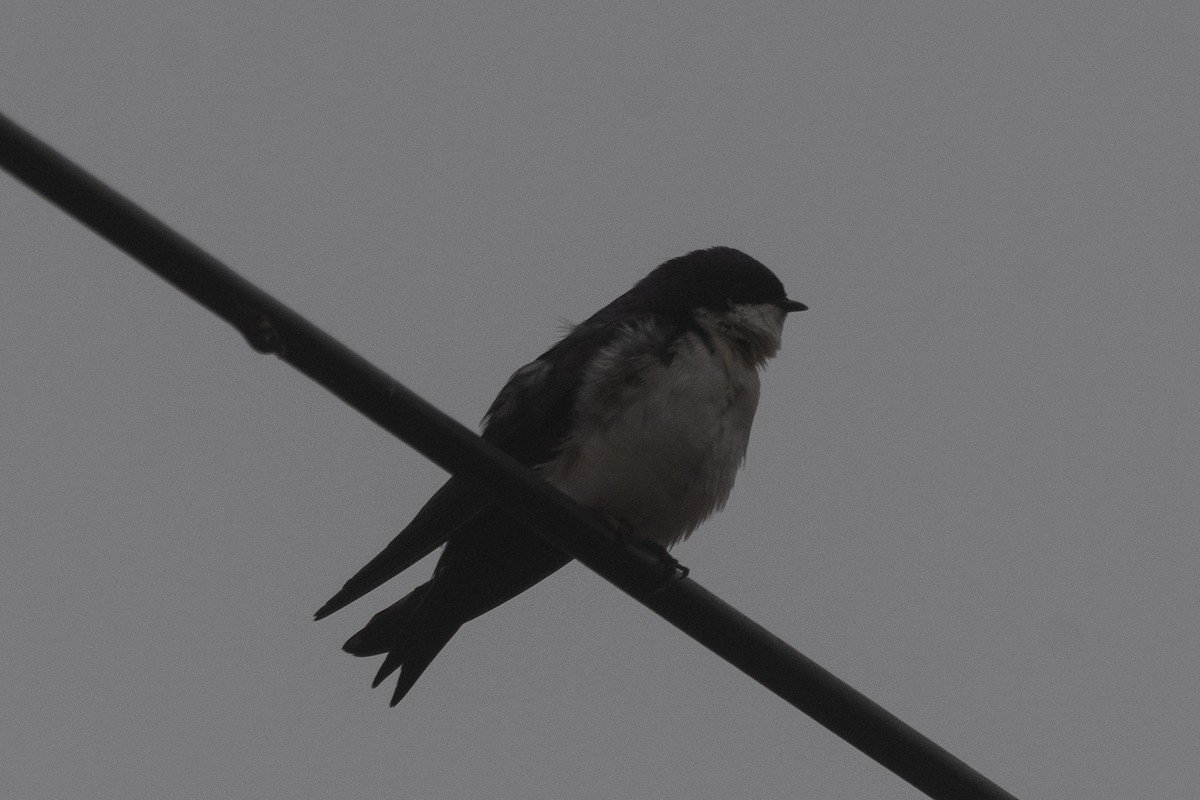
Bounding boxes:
0 110 1020 800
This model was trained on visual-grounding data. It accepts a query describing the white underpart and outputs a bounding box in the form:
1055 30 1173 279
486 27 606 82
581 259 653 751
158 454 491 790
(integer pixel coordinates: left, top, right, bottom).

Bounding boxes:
540 302 787 547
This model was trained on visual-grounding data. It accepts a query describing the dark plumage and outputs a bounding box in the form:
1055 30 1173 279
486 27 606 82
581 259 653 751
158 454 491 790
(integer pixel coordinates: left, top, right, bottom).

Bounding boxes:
315 246 804 705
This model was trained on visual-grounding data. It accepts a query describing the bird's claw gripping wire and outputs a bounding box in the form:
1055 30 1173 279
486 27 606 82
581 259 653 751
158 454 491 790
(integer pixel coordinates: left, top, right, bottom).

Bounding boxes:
600 514 690 594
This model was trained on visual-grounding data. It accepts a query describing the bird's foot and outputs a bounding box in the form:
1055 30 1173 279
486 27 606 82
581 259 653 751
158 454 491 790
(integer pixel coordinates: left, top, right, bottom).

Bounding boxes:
600 514 690 593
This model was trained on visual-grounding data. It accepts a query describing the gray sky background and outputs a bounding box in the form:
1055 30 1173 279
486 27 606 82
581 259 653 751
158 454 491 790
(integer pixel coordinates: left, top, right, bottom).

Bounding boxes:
2 4 1198 799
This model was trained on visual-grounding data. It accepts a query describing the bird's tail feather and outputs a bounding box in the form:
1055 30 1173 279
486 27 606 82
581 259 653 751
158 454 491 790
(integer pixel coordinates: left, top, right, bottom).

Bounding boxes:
341 580 462 706
343 583 431 657
376 623 460 706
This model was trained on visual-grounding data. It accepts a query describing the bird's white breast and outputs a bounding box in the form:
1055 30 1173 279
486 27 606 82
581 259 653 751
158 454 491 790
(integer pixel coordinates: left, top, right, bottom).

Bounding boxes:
540 317 770 547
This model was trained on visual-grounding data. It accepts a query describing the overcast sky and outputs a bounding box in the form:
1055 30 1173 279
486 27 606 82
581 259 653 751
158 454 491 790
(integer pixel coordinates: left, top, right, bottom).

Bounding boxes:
2 4 1198 799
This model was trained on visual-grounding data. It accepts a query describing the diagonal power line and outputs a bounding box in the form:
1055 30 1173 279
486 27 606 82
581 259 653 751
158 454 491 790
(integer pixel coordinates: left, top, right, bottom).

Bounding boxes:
0 111 1019 800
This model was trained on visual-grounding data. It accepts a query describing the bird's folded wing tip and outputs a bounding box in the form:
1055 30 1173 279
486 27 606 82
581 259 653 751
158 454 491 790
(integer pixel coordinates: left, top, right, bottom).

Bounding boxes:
313 599 340 621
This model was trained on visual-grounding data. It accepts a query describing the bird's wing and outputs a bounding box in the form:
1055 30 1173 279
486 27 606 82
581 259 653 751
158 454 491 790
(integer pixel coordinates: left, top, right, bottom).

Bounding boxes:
481 311 685 455
479 317 617 460
314 312 671 621
313 477 492 620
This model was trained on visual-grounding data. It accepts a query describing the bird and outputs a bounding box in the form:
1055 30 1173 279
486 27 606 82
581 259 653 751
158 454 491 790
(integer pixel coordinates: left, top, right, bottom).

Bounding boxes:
314 246 806 705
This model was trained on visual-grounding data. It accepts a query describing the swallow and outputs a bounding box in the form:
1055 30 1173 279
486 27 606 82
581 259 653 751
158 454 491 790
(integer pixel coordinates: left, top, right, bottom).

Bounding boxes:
315 246 805 705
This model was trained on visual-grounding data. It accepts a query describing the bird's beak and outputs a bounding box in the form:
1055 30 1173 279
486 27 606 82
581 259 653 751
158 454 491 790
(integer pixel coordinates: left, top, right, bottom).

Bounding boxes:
780 298 808 313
